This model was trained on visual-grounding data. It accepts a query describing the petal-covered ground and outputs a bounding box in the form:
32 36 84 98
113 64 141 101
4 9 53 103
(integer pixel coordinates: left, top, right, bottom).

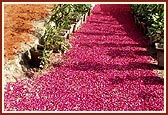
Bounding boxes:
4 4 164 111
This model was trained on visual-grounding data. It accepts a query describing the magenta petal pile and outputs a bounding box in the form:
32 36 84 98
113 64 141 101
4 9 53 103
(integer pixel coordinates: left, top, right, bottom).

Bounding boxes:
4 4 164 111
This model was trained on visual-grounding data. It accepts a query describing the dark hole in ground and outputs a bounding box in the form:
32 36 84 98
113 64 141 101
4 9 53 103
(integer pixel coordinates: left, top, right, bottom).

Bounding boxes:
19 45 44 78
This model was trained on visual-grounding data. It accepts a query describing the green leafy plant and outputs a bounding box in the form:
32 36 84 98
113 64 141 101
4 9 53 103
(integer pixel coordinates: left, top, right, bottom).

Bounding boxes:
130 4 164 44
39 25 71 68
38 4 91 69
39 49 53 69
49 4 72 33
49 4 91 32
147 13 164 44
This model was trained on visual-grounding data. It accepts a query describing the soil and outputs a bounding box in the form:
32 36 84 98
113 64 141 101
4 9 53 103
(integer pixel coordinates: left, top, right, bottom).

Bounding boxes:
4 4 53 62
3 4 54 86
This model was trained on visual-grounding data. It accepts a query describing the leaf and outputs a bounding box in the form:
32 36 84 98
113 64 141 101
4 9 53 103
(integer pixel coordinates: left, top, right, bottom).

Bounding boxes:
156 30 162 34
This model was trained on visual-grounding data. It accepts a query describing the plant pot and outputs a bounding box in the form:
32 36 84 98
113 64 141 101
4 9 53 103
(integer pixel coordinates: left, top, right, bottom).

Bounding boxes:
149 37 156 48
134 15 137 24
69 24 75 34
80 16 84 24
73 20 81 32
136 17 141 29
56 30 69 39
63 27 70 33
141 22 147 35
83 12 88 22
147 26 150 33
150 38 157 48
87 9 91 16
149 37 153 45
155 43 164 67
70 18 77 24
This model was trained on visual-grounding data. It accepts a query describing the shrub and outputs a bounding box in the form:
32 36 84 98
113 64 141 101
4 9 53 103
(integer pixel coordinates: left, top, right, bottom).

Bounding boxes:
130 4 164 44
39 4 91 68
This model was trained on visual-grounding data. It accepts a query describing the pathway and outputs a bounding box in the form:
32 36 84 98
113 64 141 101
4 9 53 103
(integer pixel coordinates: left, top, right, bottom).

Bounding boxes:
4 4 164 111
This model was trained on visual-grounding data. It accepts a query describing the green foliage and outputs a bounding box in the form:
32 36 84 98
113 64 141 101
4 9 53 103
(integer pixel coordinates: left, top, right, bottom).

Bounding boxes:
50 4 72 32
69 4 91 21
147 12 164 43
49 4 91 33
39 25 71 68
39 49 53 69
42 25 71 53
130 4 164 44
38 4 91 68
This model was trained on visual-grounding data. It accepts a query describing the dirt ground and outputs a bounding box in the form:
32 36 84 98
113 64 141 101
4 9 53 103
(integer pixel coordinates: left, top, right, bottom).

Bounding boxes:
4 4 53 62
3 4 55 86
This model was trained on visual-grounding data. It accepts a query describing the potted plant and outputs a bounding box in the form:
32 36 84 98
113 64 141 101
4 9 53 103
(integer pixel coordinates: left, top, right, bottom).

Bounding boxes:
147 11 164 45
149 12 164 67
83 11 89 22
36 4 92 68
155 41 164 67
130 4 164 67
58 29 69 39
69 23 76 34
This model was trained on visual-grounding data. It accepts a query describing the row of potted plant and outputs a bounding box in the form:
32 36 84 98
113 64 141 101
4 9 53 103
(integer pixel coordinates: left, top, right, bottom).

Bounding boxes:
26 4 92 70
130 4 164 67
